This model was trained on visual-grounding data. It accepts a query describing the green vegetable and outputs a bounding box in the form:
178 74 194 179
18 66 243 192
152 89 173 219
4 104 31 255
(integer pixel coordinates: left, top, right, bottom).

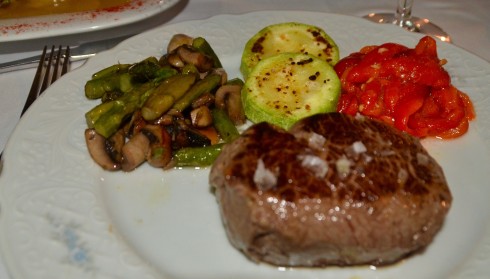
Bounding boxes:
84 72 133 99
128 57 161 82
86 58 172 100
83 35 240 171
181 64 199 75
240 22 340 79
151 66 179 84
241 52 340 130
92 100 137 138
85 101 117 128
171 73 221 112
85 82 154 138
192 37 222 68
141 73 198 120
91 64 131 80
172 143 224 167
212 108 240 142
101 90 124 103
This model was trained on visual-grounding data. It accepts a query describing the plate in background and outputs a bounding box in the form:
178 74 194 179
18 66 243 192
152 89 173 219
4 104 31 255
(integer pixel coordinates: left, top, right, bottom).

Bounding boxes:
0 0 180 42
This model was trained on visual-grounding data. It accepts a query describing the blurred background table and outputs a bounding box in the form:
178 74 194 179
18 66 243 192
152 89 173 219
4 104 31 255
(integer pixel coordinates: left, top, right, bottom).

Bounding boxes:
0 0 488 277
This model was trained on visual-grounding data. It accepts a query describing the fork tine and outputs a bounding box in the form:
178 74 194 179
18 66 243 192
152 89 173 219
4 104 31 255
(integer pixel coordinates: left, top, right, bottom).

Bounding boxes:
51 45 62 84
61 46 70 76
40 45 56 93
21 46 48 116
49 46 71 87
20 45 71 117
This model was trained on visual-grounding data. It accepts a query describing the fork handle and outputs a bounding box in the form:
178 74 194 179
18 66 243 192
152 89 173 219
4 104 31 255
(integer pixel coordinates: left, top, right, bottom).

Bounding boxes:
0 55 43 74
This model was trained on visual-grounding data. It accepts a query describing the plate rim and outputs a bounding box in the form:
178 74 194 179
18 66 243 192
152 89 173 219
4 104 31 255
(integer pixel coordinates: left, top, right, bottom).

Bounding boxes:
0 0 181 42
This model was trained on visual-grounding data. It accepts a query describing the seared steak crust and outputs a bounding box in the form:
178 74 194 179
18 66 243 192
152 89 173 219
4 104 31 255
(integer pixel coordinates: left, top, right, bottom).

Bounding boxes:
209 112 451 267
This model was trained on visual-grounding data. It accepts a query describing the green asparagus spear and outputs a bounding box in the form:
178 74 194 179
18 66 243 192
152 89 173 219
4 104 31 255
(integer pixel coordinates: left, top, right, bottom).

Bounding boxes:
85 82 154 138
91 64 131 79
128 57 161 82
172 73 221 112
181 64 199 75
192 37 223 68
141 95 175 121
172 143 224 167
101 90 124 103
141 73 198 121
92 100 134 138
212 108 240 142
86 58 168 100
85 101 117 128
85 72 133 99
153 66 179 83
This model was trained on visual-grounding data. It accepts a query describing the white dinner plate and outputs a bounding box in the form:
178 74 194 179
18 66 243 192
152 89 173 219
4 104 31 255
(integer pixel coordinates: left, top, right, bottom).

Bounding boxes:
0 0 180 42
1 11 490 279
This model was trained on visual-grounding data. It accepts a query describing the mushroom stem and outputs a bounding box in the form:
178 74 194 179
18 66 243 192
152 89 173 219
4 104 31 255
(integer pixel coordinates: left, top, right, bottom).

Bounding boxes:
121 133 150 172
176 45 214 72
167 34 194 53
190 106 213 128
142 125 172 168
84 128 121 171
215 84 246 125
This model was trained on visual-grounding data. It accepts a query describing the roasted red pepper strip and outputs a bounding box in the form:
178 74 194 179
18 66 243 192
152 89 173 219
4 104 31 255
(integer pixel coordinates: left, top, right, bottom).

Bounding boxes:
335 36 475 139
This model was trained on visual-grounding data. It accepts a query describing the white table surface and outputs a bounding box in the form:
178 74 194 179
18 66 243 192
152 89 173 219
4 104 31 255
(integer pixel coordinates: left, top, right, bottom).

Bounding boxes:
0 0 489 278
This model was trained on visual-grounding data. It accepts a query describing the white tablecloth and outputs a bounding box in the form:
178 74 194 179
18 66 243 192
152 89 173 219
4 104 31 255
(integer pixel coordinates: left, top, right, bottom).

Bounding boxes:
0 0 488 277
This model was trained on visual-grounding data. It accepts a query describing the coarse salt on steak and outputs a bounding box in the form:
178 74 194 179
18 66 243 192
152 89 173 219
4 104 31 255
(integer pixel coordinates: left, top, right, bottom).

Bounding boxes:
209 112 451 267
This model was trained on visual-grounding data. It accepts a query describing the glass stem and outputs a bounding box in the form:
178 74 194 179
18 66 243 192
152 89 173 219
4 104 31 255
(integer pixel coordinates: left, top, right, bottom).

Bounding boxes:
394 0 418 31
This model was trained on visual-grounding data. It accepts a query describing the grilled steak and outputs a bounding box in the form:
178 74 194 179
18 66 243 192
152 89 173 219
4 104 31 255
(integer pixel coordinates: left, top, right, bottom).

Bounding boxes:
209 112 452 267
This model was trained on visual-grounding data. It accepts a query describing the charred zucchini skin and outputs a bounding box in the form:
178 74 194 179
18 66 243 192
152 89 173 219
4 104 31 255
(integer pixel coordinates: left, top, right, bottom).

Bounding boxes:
241 53 340 130
240 22 340 79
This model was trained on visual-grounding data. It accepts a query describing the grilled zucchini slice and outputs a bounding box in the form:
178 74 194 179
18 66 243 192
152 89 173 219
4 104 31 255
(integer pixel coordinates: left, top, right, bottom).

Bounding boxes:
240 22 339 79
241 53 340 130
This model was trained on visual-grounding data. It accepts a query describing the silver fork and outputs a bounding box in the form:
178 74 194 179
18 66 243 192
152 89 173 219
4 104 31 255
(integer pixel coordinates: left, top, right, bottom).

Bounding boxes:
0 45 71 165
21 45 71 116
